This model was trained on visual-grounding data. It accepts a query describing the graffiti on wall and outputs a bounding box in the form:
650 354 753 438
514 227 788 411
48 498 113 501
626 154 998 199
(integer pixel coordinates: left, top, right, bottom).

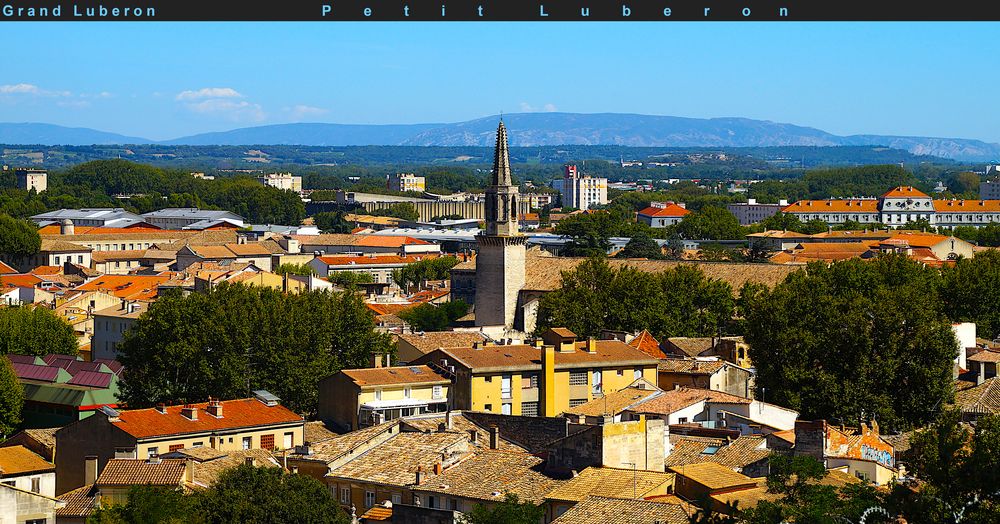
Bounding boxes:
860 444 894 467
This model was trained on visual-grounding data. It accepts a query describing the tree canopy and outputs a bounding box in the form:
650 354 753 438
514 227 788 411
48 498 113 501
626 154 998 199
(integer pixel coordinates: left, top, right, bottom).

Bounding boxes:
942 250 1000 339
615 233 664 259
313 211 352 234
0 358 23 437
535 257 734 340
673 205 745 240
0 213 41 258
398 300 469 332
116 284 393 415
458 493 545 524
742 254 956 430
0 306 79 357
369 202 419 221
392 256 460 290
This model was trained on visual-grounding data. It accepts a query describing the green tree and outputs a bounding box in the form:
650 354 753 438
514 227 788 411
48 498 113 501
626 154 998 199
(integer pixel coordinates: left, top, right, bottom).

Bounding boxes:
87 485 201 524
458 493 544 524
942 250 1000 339
674 206 745 240
0 307 78 356
198 464 349 524
975 222 1000 247
0 358 23 436
116 284 392 415
327 271 375 287
274 263 317 276
758 212 807 233
898 218 936 233
616 234 663 259
398 300 468 332
535 257 734 340
313 211 352 234
0 213 41 258
393 256 460 290
743 255 955 430
370 203 419 221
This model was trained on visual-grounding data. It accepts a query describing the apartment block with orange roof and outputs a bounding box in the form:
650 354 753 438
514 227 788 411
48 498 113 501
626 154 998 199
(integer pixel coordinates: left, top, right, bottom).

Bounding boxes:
318 363 451 431
54 391 303 494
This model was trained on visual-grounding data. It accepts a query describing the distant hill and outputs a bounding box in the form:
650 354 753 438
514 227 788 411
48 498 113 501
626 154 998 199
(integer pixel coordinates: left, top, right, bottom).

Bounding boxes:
3 114 999 161
0 123 152 145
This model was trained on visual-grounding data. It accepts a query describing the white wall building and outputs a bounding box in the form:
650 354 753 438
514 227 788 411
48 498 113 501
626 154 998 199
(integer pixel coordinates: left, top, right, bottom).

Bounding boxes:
555 165 607 211
256 173 302 192
387 173 426 193
727 199 788 225
15 169 47 193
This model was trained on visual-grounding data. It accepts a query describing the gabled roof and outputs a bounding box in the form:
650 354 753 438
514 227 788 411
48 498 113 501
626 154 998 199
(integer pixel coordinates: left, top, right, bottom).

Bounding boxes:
657 359 728 375
665 435 769 470
412 450 561 504
627 386 749 416
564 385 661 418
638 203 691 218
669 462 757 490
0 261 16 275
398 332 488 356
782 199 879 213
339 366 449 387
96 459 186 486
0 274 43 289
328 431 469 487
0 445 54 475
544 466 675 503
75 275 170 300
316 254 439 266
421 340 659 373
954 377 1000 414
56 484 98 518
628 330 667 359
108 398 303 439
935 199 1000 212
39 239 92 253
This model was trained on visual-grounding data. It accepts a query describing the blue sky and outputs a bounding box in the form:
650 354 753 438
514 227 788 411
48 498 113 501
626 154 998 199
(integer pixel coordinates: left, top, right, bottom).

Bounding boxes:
2 22 999 142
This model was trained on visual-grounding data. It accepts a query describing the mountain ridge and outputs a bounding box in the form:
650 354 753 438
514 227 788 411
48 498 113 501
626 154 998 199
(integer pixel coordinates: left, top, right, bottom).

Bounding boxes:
1 113 997 161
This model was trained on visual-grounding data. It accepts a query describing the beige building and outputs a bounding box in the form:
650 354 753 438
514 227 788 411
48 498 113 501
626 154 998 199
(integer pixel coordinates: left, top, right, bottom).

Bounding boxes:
15 168 47 193
396 331 487 364
54 392 303 494
387 173 426 193
318 364 450 431
91 301 147 361
257 173 303 192
412 328 659 417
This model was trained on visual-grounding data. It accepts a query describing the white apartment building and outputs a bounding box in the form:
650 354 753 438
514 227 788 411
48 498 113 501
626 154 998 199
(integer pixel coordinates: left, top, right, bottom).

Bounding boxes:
727 199 788 225
387 173 426 193
15 169 47 193
556 165 607 211
257 173 302 192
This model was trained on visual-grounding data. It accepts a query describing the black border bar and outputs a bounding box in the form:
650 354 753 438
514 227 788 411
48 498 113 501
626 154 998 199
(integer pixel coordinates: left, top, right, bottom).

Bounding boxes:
0 1 996 21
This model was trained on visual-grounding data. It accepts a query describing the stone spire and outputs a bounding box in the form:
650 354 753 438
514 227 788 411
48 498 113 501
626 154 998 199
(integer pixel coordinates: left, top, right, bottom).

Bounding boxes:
491 120 513 187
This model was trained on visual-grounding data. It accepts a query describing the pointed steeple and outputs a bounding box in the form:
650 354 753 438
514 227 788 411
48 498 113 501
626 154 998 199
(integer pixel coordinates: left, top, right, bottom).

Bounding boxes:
491 120 513 187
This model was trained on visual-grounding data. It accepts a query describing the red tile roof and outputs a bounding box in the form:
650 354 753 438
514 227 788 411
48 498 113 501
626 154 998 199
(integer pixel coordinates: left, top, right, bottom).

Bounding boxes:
37 225 165 235
882 186 930 199
340 365 449 387
782 199 879 213
0 261 16 275
935 200 1000 212
426 340 659 373
76 275 170 300
96 459 186 486
638 203 691 218
628 330 666 359
110 398 303 439
0 274 43 289
317 254 439 266
0 445 54 475
29 266 62 276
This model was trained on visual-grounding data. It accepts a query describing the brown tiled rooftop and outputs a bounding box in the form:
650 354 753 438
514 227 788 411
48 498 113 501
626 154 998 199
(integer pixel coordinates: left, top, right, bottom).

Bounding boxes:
669 462 757 491
328 431 470 487
304 421 339 444
0 445 54 476
110 397 303 440
629 330 667 359
665 436 769 471
564 385 660 418
340 365 449 387
954 377 1000 414
550 495 690 524
414 450 562 504
397 331 487 355
400 413 526 452
969 350 1000 363
657 358 728 375
545 466 675 503
56 484 98 518
429 340 658 373
95 458 187 487
629 387 748 416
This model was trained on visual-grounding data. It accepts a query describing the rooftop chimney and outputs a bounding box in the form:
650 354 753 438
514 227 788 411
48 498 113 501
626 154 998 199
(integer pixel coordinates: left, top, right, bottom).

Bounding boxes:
181 404 198 421
147 455 161 464
434 462 443 475
489 426 499 450
415 466 425 485
244 457 255 467
206 398 223 418
446 411 454 430
155 403 167 414
85 456 98 486
586 337 598 354
468 429 478 444
371 352 384 368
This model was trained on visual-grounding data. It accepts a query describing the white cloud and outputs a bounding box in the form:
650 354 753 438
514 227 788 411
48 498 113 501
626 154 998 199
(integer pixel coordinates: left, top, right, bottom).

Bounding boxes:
0 83 40 94
175 87 243 101
286 104 328 120
185 98 266 122
518 102 558 113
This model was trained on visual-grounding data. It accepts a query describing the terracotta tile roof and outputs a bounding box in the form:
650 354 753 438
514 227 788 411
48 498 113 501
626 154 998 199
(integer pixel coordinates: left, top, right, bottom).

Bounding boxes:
357 235 431 247
638 203 691 218
93 302 148 320
664 338 717 358
165 449 280 488
0 274 43 289
629 331 666 359
769 429 795 446
550 496 690 524
414 450 562 503
360 505 393 521
0 445 54 475
669 462 757 491
399 413 527 452
954 377 1000 414
340 365 449 387
91 250 148 263
427 340 659 373
21 428 58 453
882 186 930 199
39 239 92 252
39 225 172 236
665 436 769 471
56 484 98 518
29 266 62 275
935 199 1000 212
628 386 748 416
110 398 303 440
398 331 487 356
564 386 661 417
968 350 1000 363
549 327 577 338
292 234 430 248
366 303 415 316
299 420 401 463
0 261 16 275
317 254 439 266
304 421 339 444
808 230 894 240
657 359 728 375
407 288 451 303
76 275 170 300
96 459 187 486
770 242 874 264
545 466 676 503
782 199 879 214
746 230 815 239
881 232 951 248
710 469 859 510
329 431 470 487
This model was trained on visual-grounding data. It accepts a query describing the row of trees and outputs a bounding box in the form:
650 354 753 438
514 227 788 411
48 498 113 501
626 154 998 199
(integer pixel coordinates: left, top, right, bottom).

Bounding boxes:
537 252 1000 430
116 284 393 415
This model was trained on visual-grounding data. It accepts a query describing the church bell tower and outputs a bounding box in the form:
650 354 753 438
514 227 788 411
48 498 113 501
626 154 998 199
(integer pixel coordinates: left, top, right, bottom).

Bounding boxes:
475 120 527 329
